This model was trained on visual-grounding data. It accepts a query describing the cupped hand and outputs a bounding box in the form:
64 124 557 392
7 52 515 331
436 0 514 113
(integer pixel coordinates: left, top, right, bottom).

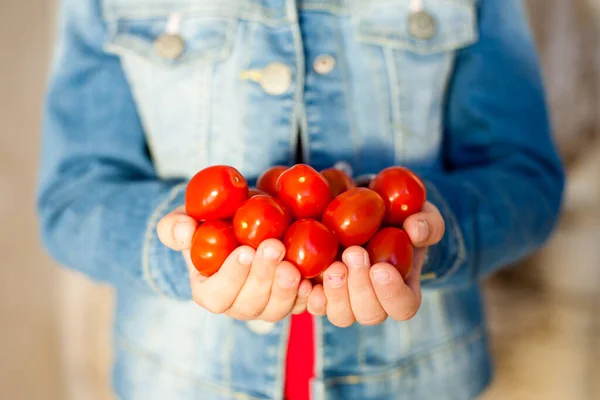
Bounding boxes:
307 201 444 327
157 206 312 322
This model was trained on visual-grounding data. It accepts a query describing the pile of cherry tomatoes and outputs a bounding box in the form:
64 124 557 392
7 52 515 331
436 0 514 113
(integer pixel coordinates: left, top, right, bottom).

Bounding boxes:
185 163 426 280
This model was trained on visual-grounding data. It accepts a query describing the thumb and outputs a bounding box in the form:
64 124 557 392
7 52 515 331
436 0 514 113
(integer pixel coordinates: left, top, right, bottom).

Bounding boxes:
403 201 445 247
156 205 198 251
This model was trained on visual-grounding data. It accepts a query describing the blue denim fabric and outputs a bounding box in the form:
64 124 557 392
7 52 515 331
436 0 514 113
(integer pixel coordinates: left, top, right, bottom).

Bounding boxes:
37 0 564 399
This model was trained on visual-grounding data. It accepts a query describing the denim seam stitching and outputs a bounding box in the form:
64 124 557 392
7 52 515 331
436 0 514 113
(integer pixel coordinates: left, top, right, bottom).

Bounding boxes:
427 182 466 283
115 332 264 400
323 326 483 385
142 183 187 298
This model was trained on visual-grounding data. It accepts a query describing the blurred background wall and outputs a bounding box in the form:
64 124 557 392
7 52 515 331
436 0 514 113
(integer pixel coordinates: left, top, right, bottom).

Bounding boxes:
0 0 598 399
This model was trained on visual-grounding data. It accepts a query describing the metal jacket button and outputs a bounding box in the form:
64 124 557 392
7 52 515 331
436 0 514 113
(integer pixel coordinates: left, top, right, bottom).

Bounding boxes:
408 11 436 40
154 33 185 59
260 62 292 95
313 54 336 75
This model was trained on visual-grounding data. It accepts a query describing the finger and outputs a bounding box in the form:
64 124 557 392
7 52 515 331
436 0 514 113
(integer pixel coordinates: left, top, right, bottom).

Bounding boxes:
403 201 445 247
227 239 284 320
370 262 421 322
157 205 198 251
191 246 254 314
323 262 355 328
307 284 327 316
291 279 313 314
257 261 301 322
344 247 386 326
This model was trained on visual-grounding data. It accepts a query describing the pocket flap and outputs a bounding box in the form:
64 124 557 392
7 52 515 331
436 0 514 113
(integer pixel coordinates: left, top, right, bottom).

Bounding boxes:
104 12 237 67
356 0 478 54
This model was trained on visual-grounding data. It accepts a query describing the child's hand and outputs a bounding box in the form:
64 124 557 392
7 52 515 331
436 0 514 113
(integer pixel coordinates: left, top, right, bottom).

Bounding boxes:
157 206 312 321
306 201 445 327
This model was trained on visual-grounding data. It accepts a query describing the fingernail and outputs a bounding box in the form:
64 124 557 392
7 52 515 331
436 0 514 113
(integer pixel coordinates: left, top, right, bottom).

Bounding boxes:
238 250 253 266
277 274 298 289
327 273 345 288
262 246 282 261
371 268 391 283
416 220 429 242
346 252 366 268
174 222 194 246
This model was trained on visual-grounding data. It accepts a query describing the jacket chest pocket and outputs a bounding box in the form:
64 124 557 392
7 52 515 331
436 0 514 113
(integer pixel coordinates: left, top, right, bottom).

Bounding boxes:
354 0 478 166
104 8 238 179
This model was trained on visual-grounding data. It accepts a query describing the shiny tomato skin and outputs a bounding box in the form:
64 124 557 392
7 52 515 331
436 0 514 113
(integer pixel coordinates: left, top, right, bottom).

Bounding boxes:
368 166 426 225
276 164 332 220
272 197 293 225
190 220 239 277
283 219 338 279
320 168 356 198
233 195 290 249
256 165 288 196
185 165 248 221
366 227 413 279
322 188 385 247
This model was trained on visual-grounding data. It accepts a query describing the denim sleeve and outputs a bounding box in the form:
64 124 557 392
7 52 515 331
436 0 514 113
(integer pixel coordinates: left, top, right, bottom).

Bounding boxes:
36 0 192 300
419 0 565 289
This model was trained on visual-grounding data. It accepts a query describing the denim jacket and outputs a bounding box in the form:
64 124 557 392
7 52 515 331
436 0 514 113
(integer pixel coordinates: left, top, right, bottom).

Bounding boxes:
37 0 564 399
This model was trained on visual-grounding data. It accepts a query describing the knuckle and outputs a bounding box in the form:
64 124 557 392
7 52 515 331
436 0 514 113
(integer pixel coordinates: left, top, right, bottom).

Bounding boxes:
223 269 248 287
194 293 228 314
393 306 419 321
156 218 172 242
356 311 387 326
379 289 400 303
348 280 371 293
259 311 287 323
307 304 326 317
234 305 263 321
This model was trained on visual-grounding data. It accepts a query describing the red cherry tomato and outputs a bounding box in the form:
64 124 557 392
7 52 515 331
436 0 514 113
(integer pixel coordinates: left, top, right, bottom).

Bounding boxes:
256 165 288 196
368 166 426 225
248 188 266 198
190 220 239 277
233 195 290 249
284 219 338 279
272 196 293 225
185 165 248 221
320 168 356 198
276 164 332 219
366 227 413 279
322 188 385 247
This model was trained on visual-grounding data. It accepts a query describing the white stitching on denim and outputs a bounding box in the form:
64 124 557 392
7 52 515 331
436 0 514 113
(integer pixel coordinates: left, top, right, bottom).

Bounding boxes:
141 183 187 298
115 332 264 400
333 9 359 163
288 1 308 165
323 326 483 385
426 182 467 283
237 20 258 173
383 47 403 162
274 317 292 400
103 18 238 69
103 1 292 27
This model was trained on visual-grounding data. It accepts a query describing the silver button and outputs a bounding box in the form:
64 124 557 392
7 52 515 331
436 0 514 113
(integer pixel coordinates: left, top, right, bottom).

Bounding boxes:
154 34 185 59
313 54 336 75
260 62 292 95
247 320 276 335
408 11 436 40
